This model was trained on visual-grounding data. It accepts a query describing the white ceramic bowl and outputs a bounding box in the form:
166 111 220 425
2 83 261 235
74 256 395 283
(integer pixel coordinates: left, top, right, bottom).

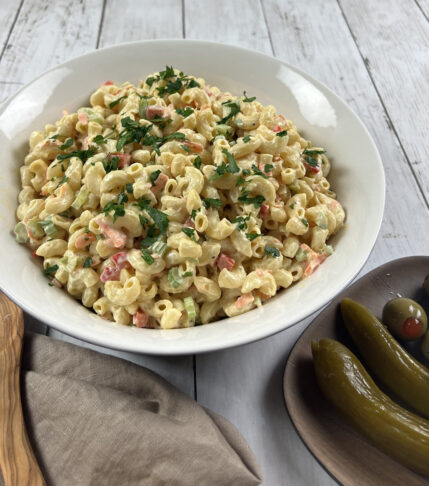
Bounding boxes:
0 40 384 355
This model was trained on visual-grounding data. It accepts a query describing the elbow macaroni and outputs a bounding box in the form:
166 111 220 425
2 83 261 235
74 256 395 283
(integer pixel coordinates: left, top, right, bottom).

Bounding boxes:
14 67 345 329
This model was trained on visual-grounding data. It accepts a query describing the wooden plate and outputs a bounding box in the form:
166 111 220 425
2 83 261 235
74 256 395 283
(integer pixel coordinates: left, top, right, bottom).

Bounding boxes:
284 256 429 486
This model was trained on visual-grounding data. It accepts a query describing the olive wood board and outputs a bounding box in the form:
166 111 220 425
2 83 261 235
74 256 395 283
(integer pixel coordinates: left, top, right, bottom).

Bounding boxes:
284 256 429 486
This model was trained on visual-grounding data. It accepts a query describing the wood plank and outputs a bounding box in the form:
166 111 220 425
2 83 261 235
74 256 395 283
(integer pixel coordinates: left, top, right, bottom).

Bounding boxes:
47 329 195 397
415 0 429 19
0 0 104 84
185 0 272 54
0 0 22 59
99 0 183 47
338 0 429 199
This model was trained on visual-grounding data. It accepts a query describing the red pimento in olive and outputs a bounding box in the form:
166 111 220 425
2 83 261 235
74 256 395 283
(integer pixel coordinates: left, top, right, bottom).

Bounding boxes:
382 297 428 341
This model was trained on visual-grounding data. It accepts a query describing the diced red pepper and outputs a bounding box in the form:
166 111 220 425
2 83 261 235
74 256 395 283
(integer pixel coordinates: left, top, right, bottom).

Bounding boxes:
150 172 168 194
304 160 320 174
100 265 121 283
97 219 127 249
182 140 203 153
78 112 88 125
235 292 254 309
216 253 235 271
273 125 283 132
110 153 131 168
146 105 165 119
103 80 114 86
75 233 96 249
260 203 270 218
133 310 150 328
111 251 129 269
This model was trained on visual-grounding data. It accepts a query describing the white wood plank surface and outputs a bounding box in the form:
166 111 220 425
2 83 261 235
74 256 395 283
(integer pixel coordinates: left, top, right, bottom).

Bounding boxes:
0 0 22 58
0 0 103 84
1 0 428 484
338 0 429 199
185 0 272 55
99 0 183 46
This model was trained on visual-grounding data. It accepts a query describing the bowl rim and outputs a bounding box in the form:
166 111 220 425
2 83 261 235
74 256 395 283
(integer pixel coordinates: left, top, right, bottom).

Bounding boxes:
0 39 385 355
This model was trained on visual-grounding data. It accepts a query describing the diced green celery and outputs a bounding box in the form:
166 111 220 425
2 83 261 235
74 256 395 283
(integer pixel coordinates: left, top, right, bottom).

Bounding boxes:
295 248 309 262
139 98 149 118
27 219 44 239
71 187 89 210
14 222 29 243
324 245 334 255
215 124 233 139
254 296 262 308
184 296 196 321
78 107 104 125
38 218 57 236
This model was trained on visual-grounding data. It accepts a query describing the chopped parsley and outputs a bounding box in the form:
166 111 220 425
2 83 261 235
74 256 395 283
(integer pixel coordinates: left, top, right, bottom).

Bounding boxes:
117 188 128 205
202 198 223 209
246 233 262 241
56 176 69 188
176 107 194 117
301 218 309 227
138 97 150 118
181 144 191 153
125 183 133 194
116 117 153 151
145 206 169 233
49 134 60 140
57 148 97 164
222 149 239 173
103 155 120 173
218 99 241 125
304 156 319 168
182 227 197 241
60 138 73 150
276 130 288 137
43 264 59 276
109 95 128 109
232 215 250 231
83 257 92 268
251 164 267 179
242 90 256 102
264 164 273 173
150 170 162 186
264 246 280 258
139 214 149 227
289 203 295 209
243 135 251 143
145 76 156 87
303 148 326 156
190 209 198 220
193 155 202 170
159 66 175 80
238 192 265 208
101 200 126 222
141 248 155 265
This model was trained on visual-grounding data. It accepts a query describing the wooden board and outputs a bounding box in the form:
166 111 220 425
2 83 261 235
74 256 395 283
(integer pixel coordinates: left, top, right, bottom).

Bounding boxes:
285 256 429 486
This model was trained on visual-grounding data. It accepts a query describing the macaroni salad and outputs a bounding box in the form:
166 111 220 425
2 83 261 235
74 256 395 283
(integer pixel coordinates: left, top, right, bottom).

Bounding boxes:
15 67 345 329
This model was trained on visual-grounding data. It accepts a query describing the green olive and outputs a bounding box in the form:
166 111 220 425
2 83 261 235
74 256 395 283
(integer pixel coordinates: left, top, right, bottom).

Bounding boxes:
382 297 427 340
422 332 429 361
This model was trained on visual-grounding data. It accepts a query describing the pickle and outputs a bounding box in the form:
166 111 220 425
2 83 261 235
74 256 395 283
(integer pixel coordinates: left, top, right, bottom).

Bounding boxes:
341 298 429 418
312 339 429 477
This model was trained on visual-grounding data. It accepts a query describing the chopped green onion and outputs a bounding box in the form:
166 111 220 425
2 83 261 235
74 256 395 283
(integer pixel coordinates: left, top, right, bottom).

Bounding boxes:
168 267 192 289
295 248 309 262
43 264 59 276
71 187 89 210
38 218 57 237
78 107 104 125
141 248 154 265
184 296 197 321
149 240 167 257
215 124 234 139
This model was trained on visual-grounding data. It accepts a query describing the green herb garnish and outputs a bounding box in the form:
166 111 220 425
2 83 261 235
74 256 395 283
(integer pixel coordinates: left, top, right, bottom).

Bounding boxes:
246 233 262 241
264 246 280 258
109 95 127 109
193 155 202 170
60 138 73 150
43 264 59 276
202 198 223 209
141 248 155 265
242 91 256 102
276 130 288 137
238 192 265 208
83 257 92 268
176 107 194 117
150 170 162 186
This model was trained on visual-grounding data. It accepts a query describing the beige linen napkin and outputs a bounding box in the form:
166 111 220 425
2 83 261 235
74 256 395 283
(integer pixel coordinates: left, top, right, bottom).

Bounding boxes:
0 334 261 486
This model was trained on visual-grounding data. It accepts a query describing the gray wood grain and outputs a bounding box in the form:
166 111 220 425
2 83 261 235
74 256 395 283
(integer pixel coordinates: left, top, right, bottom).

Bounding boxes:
99 0 183 47
0 0 103 84
338 0 429 201
0 0 22 60
185 0 272 55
